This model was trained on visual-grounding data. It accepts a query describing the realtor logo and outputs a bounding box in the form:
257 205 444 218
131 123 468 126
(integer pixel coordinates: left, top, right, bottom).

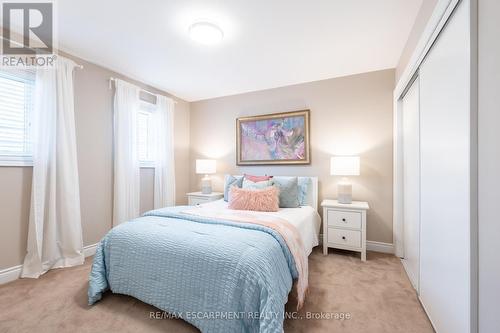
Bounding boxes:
2 1 53 54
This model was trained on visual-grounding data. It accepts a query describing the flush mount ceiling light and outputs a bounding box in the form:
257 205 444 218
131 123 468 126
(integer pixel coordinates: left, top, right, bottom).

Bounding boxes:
189 21 224 45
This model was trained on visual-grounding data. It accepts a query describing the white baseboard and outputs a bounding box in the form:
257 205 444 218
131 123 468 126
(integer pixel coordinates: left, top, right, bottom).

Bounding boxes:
0 264 23 285
366 241 394 254
83 243 98 257
418 295 438 333
0 243 98 285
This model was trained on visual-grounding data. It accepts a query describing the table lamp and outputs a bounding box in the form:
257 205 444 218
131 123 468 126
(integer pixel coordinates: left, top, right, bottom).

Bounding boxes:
196 159 216 194
331 156 360 204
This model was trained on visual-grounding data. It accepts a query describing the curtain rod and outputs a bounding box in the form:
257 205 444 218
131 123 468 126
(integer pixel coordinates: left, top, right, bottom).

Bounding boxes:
108 77 177 104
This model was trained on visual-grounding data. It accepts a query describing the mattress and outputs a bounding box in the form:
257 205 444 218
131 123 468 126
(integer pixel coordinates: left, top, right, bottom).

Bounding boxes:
199 199 321 256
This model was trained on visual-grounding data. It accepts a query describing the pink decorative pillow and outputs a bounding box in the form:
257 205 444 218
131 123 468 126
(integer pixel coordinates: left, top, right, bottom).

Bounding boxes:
244 174 273 182
228 186 280 212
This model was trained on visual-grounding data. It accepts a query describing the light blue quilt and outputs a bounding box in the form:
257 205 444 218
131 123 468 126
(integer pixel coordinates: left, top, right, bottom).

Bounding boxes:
88 206 298 333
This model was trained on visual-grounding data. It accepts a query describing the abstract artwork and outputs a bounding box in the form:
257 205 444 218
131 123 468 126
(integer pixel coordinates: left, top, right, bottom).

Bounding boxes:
236 110 310 165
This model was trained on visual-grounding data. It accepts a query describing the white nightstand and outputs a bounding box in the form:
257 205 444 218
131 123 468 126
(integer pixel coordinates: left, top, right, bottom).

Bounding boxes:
186 192 224 206
321 199 370 261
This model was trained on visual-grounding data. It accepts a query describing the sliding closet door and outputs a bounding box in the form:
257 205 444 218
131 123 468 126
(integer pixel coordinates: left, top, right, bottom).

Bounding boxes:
419 1 471 332
402 77 420 291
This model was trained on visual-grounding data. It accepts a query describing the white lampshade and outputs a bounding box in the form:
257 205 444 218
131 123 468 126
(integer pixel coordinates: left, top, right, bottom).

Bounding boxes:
196 159 216 174
330 156 360 176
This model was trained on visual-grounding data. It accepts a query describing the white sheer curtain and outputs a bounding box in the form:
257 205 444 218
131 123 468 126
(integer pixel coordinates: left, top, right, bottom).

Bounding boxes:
22 56 83 278
112 79 141 226
153 95 176 208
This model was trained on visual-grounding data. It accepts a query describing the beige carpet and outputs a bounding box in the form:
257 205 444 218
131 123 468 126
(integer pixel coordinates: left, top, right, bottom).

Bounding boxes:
0 248 433 333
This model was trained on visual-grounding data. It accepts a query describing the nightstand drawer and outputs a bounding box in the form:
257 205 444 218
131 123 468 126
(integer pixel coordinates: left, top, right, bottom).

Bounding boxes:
327 210 362 229
327 228 361 248
188 197 210 205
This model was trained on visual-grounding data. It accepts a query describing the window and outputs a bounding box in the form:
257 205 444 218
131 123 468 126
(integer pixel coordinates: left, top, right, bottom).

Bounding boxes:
136 101 155 166
0 69 35 166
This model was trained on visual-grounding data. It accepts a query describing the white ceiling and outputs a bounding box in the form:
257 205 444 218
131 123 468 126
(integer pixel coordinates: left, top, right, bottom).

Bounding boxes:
55 0 422 101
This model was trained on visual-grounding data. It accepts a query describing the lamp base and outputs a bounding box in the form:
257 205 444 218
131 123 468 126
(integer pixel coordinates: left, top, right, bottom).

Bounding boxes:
337 179 352 204
201 175 212 194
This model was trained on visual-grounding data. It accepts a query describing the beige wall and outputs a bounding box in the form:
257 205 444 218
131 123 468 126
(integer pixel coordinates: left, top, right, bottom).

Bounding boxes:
396 0 439 83
190 69 395 244
0 168 31 269
0 52 190 270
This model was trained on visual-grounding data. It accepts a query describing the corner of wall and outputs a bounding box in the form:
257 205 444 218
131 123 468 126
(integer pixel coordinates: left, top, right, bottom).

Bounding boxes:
395 0 439 83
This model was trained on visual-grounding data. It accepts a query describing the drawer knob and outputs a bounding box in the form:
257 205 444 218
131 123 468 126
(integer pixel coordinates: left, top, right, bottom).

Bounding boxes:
342 236 346 240
342 218 346 222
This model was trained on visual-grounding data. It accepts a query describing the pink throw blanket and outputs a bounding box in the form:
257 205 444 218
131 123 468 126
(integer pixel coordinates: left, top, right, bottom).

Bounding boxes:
181 207 308 309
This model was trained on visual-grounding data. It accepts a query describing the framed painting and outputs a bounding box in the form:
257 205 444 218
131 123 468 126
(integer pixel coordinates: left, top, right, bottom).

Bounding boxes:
236 110 310 165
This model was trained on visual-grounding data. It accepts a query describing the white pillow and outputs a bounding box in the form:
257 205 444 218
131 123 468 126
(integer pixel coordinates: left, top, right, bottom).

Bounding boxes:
242 178 275 190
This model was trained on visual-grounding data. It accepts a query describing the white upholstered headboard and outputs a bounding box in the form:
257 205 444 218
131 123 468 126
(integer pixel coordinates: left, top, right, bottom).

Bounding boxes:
300 176 318 211
233 175 319 211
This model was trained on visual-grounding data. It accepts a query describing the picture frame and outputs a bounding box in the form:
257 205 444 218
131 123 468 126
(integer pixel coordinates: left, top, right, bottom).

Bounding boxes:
236 109 311 165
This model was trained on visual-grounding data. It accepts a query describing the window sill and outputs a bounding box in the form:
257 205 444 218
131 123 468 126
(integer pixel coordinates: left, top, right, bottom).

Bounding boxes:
139 161 155 169
0 156 33 167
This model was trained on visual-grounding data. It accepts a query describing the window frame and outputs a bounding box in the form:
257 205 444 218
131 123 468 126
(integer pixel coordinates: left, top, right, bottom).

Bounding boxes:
0 154 33 166
0 69 35 167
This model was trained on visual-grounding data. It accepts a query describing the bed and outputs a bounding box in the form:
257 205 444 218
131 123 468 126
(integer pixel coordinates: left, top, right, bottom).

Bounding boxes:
88 176 320 333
